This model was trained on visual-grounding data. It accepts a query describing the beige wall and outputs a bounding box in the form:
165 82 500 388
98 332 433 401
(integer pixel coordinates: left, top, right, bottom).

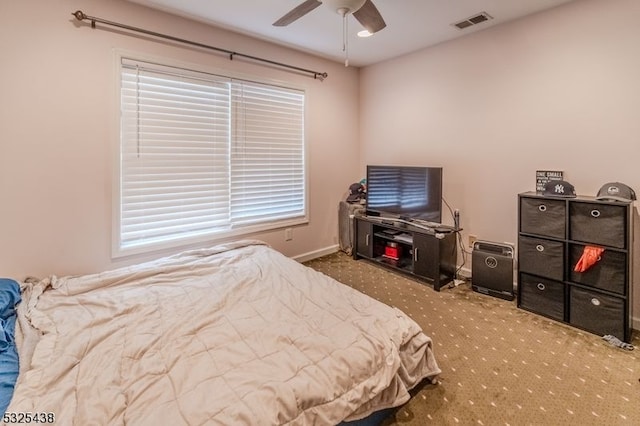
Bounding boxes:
2 0 638 327
359 0 640 326
0 0 361 278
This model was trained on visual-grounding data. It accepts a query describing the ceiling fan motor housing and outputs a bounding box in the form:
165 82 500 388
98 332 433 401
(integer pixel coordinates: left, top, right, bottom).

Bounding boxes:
323 0 367 15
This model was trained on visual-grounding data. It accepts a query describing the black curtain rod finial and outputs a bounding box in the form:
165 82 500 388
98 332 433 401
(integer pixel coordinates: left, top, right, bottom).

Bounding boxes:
72 10 87 21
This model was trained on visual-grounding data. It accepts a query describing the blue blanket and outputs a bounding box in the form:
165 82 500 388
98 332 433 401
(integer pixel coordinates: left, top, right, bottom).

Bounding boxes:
0 279 21 414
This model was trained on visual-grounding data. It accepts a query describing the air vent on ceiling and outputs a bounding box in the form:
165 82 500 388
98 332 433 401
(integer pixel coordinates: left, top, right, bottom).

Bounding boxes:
452 12 493 30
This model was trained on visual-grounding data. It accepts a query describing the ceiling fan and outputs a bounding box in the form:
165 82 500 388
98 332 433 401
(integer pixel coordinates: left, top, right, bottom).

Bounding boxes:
273 0 387 34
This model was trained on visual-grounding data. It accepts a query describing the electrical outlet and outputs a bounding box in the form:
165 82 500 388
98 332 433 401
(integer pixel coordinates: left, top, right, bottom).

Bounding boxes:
284 228 293 241
468 234 477 249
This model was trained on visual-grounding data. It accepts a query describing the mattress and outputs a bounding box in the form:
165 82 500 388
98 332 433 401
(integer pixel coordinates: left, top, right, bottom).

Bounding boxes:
7 240 440 424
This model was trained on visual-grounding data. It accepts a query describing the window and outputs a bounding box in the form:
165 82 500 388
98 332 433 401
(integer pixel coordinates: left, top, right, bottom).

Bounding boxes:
116 57 306 255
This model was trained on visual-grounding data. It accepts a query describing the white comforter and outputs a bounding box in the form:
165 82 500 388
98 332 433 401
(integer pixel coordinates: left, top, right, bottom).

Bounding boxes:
9 241 440 425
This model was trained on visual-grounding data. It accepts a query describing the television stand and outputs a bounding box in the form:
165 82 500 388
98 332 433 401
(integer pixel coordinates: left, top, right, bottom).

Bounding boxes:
353 216 457 291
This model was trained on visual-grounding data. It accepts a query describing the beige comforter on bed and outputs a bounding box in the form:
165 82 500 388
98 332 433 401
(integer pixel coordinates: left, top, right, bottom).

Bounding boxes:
9 241 440 425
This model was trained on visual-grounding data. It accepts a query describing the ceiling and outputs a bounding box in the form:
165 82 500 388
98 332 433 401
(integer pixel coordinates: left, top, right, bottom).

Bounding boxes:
126 0 578 67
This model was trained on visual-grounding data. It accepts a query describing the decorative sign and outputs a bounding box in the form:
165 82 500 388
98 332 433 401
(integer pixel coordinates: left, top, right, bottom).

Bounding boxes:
536 170 564 193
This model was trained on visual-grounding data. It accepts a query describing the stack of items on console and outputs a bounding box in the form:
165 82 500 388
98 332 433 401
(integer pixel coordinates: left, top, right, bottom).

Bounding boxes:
346 180 367 204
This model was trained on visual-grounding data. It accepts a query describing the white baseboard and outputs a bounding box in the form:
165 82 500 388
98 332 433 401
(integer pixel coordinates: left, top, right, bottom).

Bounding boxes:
457 266 472 279
292 244 340 263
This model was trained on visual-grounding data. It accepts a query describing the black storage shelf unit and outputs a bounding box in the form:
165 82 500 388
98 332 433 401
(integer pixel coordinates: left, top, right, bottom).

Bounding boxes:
353 216 457 291
517 192 634 342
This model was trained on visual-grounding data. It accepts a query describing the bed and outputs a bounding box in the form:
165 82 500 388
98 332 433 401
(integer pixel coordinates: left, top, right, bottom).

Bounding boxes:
3 240 440 425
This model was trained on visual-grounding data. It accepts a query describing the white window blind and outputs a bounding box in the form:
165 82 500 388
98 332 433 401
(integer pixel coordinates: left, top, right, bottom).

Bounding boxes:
231 82 305 226
118 58 306 253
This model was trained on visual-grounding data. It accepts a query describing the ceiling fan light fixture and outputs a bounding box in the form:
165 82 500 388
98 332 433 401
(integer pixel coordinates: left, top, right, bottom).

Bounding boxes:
322 0 367 15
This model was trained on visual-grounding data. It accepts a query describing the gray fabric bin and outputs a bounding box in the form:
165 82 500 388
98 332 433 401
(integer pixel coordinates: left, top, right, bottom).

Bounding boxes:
569 202 626 248
569 286 625 340
518 236 564 281
569 244 626 295
520 197 566 238
519 274 565 322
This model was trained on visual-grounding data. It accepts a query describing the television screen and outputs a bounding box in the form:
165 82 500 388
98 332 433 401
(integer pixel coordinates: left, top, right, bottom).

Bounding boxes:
366 165 443 223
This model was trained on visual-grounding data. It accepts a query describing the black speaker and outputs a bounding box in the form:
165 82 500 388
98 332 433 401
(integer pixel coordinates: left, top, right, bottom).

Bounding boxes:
472 241 515 301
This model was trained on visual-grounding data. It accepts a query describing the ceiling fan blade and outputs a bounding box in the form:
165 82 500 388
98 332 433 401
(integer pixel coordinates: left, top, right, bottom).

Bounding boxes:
273 0 322 27
352 0 386 33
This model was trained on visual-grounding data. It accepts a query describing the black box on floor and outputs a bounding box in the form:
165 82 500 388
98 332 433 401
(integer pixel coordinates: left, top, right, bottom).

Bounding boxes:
472 241 515 301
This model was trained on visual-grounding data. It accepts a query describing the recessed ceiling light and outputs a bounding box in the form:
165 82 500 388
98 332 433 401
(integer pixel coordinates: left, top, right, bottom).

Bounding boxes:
357 30 373 37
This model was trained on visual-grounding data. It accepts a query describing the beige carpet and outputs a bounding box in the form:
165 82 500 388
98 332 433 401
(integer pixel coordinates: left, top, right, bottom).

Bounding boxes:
304 252 640 425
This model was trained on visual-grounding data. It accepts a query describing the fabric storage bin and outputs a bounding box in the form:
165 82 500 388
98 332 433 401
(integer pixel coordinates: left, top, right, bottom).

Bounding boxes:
518 236 564 281
519 274 565 322
519 197 566 238
569 244 626 295
569 286 625 340
569 202 627 249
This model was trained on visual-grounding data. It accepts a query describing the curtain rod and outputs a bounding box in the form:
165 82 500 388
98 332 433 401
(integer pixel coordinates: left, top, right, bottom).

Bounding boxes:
71 10 328 81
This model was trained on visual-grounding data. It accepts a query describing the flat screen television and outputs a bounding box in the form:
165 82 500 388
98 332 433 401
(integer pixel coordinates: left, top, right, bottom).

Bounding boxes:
365 165 443 223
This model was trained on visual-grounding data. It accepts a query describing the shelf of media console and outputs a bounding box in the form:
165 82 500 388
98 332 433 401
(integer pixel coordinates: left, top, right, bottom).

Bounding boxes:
374 231 413 244
375 254 412 272
362 215 459 237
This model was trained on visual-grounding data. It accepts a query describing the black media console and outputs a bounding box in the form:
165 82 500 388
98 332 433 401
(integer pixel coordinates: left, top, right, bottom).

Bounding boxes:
353 216 457 291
